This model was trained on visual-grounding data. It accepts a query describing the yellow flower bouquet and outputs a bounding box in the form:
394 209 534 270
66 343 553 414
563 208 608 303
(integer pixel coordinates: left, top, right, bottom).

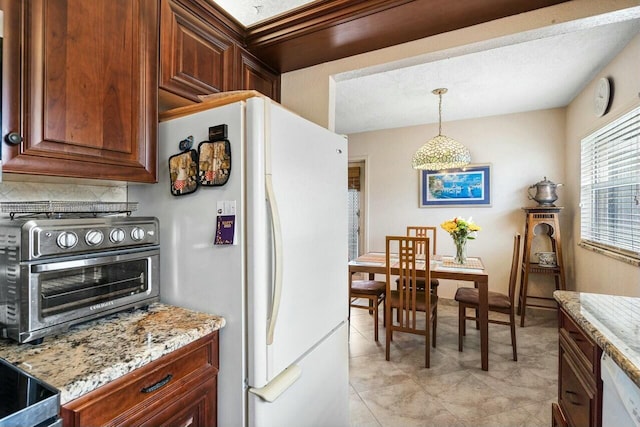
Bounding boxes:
440 217 481 264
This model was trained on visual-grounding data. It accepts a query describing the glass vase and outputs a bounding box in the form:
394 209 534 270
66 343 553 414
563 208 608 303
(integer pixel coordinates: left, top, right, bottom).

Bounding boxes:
454 238 467 265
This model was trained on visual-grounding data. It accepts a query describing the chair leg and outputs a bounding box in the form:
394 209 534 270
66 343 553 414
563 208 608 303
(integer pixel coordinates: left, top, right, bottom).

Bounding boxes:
458 303 464 352
510 310 518 361
462 308 467 337
425 333 430 368
385 304 391 361
432 308 437 348
382 298 386 330
425 310 431 369
373 298 379 342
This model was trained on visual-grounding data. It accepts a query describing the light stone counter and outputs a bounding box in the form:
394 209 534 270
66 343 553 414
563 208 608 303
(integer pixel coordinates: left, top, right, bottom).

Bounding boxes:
554 290 640 388
0 303 225 404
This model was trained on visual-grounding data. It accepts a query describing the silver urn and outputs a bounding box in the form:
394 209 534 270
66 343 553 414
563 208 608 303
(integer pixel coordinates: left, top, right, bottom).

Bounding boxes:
528 177 563 207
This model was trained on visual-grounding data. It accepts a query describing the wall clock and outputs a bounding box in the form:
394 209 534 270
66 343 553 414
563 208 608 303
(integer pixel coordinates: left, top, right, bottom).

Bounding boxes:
594 77 611 117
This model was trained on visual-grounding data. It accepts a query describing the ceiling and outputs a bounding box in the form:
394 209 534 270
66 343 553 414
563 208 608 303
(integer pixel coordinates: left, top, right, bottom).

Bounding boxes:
211 1 640 135
334 14 640 134
211 0 314 26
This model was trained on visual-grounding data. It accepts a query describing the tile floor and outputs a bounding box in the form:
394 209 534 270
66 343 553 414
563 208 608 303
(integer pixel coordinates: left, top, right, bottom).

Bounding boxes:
348 299 558 427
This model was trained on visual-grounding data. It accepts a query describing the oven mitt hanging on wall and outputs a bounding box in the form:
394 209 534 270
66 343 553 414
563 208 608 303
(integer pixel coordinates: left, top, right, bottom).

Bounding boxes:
198 140 231 186
169 150 199 196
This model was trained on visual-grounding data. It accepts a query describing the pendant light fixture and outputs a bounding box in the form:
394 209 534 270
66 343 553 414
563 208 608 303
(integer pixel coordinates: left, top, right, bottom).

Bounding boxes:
411 88 471 171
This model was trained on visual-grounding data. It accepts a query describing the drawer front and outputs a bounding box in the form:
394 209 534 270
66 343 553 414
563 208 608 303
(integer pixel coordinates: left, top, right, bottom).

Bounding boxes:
560 309 597 371
559 350 594 427
63 332 218 427
137 375 217 427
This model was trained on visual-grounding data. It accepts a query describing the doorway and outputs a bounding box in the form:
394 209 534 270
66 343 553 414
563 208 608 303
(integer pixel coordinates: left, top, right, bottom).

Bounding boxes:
348 161 365 260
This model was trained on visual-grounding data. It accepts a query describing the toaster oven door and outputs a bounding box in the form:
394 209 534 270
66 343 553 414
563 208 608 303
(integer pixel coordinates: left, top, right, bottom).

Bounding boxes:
26 249 159 336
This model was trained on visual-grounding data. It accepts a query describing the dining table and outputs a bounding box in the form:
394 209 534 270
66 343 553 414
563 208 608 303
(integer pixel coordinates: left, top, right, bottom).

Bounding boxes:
349 252 491 371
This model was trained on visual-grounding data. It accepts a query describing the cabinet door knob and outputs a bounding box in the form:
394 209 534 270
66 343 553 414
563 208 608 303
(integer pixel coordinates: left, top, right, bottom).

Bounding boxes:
5 132 23 146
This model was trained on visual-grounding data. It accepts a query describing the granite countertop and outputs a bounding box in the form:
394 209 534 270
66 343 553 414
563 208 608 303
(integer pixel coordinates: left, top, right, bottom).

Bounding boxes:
0 303 225 404
554 290 640 388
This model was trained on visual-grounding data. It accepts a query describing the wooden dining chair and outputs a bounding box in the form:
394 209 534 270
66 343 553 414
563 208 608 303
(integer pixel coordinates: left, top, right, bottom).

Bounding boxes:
350 278 386 342
395 226 440 339
405 226 440 296
385 235 438 368
455 233 521 361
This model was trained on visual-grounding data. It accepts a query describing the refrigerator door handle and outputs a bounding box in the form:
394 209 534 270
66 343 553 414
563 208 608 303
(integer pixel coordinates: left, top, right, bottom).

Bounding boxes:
265 174 284 345
248 365 301 402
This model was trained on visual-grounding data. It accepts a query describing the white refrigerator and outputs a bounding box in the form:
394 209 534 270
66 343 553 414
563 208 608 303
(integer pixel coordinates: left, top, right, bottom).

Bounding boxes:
129 94 349 427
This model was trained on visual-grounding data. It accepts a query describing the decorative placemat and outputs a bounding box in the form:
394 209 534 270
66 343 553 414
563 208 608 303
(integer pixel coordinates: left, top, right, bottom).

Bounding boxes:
441 257 484 269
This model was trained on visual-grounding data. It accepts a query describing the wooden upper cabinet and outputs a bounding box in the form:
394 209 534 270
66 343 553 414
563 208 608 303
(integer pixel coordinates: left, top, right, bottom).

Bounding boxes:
160 0 235 102
1 0 20 152
236 47 281 102
2 0 158 183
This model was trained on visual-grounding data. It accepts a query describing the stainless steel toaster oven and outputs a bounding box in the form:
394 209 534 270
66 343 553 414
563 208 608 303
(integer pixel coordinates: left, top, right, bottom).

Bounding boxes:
0 215 160 344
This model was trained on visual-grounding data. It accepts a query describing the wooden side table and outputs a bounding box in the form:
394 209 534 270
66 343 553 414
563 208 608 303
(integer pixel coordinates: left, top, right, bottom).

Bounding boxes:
518 207 566 326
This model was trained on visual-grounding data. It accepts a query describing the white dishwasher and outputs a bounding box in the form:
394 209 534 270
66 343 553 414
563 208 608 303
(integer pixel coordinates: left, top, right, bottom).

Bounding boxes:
601 352 640 427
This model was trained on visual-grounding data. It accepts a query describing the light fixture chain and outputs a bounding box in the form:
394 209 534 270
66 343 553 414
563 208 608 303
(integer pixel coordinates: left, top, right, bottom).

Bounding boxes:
438 92 443 136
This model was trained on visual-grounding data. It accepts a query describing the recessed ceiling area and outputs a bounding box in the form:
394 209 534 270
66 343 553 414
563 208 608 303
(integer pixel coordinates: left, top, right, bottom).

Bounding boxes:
334 13 640 135
211 0 314 26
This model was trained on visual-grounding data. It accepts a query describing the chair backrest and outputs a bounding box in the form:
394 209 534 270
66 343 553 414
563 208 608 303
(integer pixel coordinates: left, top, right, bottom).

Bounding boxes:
386 235 431 329
406 226 437 256
508 234 522 303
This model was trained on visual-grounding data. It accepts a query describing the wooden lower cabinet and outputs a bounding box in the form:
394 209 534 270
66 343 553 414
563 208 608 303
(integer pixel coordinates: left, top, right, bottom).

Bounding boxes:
554 308 602 427
61 331 219 427
552 402 569 427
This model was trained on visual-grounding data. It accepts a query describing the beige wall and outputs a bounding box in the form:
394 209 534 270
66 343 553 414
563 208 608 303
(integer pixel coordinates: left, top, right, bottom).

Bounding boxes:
348 109 566 299
565 33 640 296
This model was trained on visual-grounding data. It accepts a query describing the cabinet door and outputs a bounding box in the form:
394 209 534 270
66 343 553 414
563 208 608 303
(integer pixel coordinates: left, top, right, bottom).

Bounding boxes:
137 376 217 427
236 47 281 101
1 0 21 155
2 0 158 182
160 0 234 102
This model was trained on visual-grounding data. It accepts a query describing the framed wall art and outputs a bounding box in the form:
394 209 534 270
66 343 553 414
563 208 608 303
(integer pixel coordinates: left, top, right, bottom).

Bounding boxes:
419 164 491 207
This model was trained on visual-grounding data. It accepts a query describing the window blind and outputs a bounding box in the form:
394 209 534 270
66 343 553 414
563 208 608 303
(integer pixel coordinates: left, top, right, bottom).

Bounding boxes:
580 106 640 258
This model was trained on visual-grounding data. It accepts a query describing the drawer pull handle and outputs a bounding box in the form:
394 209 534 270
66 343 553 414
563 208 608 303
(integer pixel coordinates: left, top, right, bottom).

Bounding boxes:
141 374 173 393
565 390 582 406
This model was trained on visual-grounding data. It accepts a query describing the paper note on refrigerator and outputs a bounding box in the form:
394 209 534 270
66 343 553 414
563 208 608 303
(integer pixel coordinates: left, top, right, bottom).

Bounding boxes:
215 200 237 245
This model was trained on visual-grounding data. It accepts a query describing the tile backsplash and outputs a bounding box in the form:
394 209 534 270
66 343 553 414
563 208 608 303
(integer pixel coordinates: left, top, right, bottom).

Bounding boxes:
0 176 127 217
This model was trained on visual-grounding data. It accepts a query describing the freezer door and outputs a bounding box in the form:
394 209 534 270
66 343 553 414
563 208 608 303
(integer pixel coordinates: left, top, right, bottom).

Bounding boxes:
248 322 349 427
246 98 349 387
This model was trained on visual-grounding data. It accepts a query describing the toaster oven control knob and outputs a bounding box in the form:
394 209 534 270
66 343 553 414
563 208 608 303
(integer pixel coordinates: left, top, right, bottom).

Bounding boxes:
85 229 104 246
130 227 146 241
110 228 126 243
57 231 78 249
